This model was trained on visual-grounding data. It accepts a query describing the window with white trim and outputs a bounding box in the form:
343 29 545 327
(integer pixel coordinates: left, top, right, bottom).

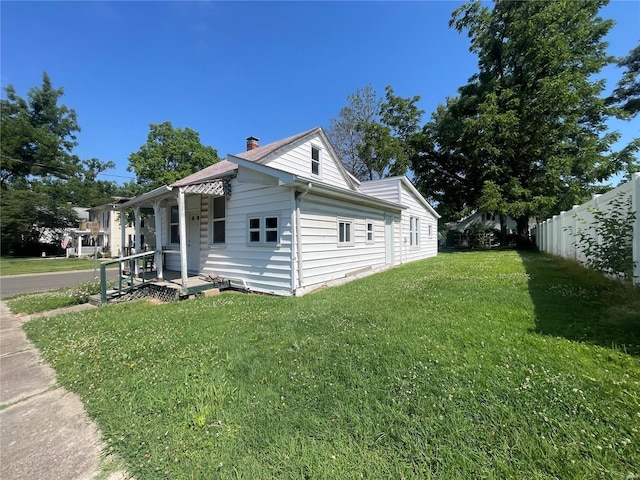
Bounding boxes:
211 196 225 244
170 205 179 244
410 216 420 246
338 219 354 246
311 146 320 176
366 220 375 244
248 214 279 245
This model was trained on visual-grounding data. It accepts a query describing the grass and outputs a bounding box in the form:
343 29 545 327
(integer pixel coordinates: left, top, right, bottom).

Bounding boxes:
6 278 103 314
22 250 640 479
0 256 114 276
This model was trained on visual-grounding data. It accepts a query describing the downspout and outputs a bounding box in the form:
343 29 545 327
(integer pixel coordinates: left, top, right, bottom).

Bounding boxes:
294 183 312 295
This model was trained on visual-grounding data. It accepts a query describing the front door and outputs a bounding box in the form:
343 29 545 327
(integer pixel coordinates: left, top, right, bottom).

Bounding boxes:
187 211 200 273
385 214 395 266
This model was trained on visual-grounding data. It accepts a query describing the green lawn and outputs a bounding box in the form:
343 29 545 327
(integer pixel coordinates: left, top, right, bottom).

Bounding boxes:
0 257 110 276
22 251 640 479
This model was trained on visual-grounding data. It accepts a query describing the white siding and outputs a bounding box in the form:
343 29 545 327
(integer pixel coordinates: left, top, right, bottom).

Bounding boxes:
358 180 400 203
198 173 294 296
399 183 438 263
360 177 438 265
261 132 352 190
298 193 388 291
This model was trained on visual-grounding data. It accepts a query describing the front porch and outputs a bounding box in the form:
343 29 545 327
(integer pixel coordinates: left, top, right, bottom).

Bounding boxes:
94 251 231 305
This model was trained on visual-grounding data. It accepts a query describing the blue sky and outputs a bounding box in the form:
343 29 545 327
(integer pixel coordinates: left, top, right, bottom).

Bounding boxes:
2 1 638 186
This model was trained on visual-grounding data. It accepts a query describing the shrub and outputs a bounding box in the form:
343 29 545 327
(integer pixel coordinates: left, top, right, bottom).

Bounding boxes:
571 194 636 282
68 278 101 304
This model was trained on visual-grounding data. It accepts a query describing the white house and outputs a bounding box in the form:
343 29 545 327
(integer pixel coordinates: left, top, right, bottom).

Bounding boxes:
119 127 440 296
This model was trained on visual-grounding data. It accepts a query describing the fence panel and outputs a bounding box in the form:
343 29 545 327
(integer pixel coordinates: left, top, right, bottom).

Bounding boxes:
536 172 640 285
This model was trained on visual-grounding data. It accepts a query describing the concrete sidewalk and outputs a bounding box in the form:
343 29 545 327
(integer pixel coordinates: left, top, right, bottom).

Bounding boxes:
0 301 128 479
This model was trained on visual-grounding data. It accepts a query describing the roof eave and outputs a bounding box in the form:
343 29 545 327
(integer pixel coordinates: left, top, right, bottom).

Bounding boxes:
119 185 174 209
284 177 405 212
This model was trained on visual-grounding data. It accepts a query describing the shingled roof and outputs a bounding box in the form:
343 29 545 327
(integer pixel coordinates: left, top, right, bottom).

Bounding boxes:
171 159 238 187
233 127 321 163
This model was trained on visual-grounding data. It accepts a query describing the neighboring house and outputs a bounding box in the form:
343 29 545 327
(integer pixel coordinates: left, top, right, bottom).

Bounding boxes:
65 198 156 257
87 198 155 256
120 127 440 296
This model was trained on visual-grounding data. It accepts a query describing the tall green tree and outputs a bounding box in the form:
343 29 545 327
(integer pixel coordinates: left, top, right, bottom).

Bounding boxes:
327 85 380 180
1 72 81 188
43 158 120 207
128 121 220 190
414 0 626 235
328 85 423 181
610 42 640 116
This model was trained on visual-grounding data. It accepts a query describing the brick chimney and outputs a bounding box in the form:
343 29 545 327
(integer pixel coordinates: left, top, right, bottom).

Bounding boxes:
246 136 260 151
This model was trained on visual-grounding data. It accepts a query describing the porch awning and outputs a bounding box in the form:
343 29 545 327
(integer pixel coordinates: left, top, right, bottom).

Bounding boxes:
182 178 231 196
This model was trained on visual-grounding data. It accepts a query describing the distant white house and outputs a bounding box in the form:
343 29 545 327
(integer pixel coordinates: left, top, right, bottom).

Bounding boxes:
120 127 440 296
64 199 156 257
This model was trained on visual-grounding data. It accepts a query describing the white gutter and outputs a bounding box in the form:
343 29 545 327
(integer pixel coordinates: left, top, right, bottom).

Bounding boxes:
294 183 313 294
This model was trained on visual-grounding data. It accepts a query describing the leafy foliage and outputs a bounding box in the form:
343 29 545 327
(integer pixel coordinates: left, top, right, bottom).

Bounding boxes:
571 193 636 282
0 72 81 187
0 73 129 256
327 85 423 181
0 187 77 256
68 278 102 304
413 0 632 231
326 85 380 179
610 42 640 117
127 121 220 189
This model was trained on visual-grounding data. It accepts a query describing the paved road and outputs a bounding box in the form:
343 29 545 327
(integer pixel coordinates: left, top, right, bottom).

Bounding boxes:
0 269 120 298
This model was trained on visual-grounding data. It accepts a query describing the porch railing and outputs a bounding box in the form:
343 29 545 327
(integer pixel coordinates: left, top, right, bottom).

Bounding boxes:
100 250 156 304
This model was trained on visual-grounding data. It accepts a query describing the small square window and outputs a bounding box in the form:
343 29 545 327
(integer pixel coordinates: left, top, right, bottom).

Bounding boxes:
366 221 374 243
248 215 279 244
265 217 278 229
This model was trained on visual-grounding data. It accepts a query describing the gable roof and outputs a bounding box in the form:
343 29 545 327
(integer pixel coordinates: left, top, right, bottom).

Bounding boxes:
360 176 440 218
234 126 358 190
171 159 238 187
233 127 320 163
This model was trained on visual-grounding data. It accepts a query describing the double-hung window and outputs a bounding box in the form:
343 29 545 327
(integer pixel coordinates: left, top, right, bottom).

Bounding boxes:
170 205 180 244
311 146 320 176
248 214 279 245
338 219 354 246
366 220 375 244
410 216 420 246
211 196 225 244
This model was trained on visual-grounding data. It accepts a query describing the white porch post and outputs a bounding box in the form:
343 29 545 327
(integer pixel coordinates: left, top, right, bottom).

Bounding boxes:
120 209 126 258
134 206 141 276
134 206 141 253
178 187 188 287
78 235 83 257
153 200 164 281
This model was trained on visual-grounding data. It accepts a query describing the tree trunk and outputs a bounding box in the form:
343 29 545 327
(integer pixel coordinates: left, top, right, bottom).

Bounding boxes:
516 215 530 241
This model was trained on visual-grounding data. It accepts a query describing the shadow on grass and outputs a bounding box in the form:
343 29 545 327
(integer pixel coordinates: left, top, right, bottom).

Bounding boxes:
518 250 640 357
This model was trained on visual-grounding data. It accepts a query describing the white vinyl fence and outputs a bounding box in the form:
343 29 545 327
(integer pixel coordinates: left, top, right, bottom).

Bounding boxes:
536 172 640 285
